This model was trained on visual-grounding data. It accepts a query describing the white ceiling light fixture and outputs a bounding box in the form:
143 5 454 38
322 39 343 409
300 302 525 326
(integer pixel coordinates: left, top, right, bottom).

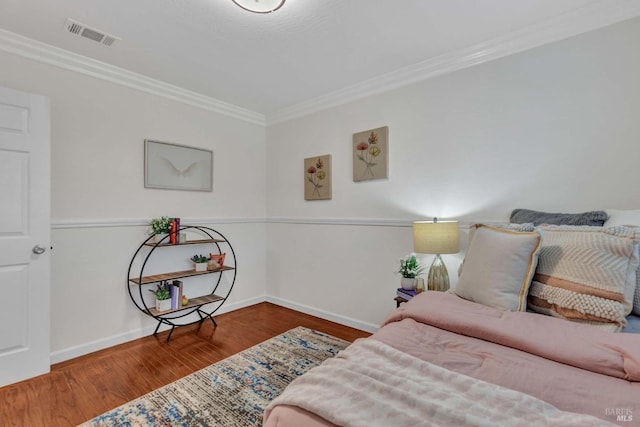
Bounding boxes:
232 0 285 14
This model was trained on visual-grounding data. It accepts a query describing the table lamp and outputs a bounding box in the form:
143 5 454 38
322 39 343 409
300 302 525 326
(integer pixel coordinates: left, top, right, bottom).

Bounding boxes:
413 218 459 291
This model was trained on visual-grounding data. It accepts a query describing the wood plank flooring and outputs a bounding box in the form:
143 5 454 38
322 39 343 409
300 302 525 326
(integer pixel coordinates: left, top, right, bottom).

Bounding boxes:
0 302 371 427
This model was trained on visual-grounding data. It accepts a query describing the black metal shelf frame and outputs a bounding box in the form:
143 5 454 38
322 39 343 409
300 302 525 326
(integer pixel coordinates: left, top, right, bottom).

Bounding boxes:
127 225 237 341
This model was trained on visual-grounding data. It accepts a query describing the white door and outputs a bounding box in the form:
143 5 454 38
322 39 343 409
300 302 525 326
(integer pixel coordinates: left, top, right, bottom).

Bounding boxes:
0 86 50 387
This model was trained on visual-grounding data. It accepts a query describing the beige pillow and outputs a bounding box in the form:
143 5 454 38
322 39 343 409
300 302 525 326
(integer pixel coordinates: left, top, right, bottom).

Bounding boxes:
528 225 639 331
455 224 543 311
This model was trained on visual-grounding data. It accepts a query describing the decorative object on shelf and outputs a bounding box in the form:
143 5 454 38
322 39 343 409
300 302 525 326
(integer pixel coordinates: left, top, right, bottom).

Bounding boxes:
231 0 285 13
150 216 172 243
304 155 332 200
353 126 388 182
128 225 237 342
207 259 220 271
209 253 226 266
191 254 209 272
151 282 172 312
398 253 424 290
413 218 460 291
144 139 213 192
415 278 425 293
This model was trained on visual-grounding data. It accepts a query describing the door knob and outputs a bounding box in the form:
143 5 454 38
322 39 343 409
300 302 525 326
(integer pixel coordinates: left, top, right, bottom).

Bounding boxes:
32 245 46 254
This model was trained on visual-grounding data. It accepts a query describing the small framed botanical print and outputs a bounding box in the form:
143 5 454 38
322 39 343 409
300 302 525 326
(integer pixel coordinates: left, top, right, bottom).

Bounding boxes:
353 126 388 182
304 154 332 200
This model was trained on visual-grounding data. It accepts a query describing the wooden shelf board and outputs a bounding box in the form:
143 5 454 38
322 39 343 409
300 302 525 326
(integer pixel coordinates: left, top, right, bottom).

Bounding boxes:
144 238 225 247
148 294 224 316
129 265 235 285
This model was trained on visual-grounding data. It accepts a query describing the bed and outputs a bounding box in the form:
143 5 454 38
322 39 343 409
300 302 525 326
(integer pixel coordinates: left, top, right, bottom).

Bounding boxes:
263 214 640 427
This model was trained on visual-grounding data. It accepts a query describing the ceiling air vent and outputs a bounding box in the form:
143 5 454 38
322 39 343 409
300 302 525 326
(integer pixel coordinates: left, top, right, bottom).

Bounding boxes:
63 18 121 47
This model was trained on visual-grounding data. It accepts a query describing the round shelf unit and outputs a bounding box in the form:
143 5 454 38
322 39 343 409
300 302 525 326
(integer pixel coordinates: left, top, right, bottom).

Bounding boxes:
127 225 236 341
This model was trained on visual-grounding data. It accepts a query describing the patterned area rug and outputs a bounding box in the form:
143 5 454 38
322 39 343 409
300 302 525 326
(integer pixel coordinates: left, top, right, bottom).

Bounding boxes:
79 327 349 427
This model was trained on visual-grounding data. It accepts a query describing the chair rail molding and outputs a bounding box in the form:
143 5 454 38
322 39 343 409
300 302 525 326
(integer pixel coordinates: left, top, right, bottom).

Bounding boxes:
51 217 496 230
51 217 267 229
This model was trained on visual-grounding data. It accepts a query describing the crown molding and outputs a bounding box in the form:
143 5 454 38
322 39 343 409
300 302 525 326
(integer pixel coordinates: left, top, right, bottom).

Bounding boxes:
2 0 638 128
0 29 266 126
266 0 640 125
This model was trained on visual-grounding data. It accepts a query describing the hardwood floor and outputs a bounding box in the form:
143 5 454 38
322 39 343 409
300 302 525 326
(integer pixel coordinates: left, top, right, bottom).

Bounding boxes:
0 302 371 427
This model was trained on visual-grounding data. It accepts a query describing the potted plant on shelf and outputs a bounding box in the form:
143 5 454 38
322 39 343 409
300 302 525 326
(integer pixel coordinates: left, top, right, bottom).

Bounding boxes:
151 282 171 312
191 254 210 272
150 216 172 243
398 253 424 290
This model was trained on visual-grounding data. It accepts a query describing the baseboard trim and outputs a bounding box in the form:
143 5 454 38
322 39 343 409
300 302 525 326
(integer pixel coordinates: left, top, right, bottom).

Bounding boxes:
49 295 266 364
50 294 379 363
265 295 379 334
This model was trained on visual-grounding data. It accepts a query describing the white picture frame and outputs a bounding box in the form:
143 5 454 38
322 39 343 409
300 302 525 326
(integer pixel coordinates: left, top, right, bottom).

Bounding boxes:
144 140 213 192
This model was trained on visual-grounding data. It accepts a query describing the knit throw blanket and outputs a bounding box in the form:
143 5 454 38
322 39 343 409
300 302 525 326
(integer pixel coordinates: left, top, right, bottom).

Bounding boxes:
265 339 615 427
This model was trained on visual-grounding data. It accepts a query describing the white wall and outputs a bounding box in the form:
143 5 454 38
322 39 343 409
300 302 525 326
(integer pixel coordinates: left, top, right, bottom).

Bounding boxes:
265 18 640 329
0 50 267 361
1 16 639 362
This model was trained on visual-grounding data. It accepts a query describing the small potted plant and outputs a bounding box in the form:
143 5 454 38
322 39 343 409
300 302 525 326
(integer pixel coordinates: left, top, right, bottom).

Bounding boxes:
398 253 424 290
150 216 172 243
150 282 171 312
191 254 209 272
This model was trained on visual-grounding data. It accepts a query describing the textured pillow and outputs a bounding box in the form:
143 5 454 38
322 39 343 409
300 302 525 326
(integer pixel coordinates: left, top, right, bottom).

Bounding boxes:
527 225 639 331
603 211 640 315
455 224 543 312
510 208 608 226
605 209 640 227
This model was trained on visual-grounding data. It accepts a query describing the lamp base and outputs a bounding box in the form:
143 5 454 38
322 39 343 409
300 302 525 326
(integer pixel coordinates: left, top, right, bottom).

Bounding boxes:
427 254 450 291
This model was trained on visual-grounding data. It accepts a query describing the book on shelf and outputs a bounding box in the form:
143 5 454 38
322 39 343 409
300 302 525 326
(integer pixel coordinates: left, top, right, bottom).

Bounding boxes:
169 220 177 245
170 280 183 309
396 288 418 300
172 217 181 244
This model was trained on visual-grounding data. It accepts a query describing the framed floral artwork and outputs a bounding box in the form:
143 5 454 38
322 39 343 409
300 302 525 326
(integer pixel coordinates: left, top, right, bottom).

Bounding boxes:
352 126 388 182
304 155 332 200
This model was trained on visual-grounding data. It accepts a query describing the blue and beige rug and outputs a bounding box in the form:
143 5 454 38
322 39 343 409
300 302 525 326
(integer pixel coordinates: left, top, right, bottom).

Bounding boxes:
80 327 349 427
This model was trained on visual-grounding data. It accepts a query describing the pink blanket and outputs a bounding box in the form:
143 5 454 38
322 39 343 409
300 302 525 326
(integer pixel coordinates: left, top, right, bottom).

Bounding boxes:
385 291 640 381
264 292 640 426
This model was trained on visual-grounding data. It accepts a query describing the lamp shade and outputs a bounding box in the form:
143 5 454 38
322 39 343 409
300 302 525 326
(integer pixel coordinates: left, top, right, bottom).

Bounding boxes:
413 220 459 254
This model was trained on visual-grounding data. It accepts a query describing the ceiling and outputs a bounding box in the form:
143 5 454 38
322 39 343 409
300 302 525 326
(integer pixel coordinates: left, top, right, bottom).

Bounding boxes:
0 0 639 124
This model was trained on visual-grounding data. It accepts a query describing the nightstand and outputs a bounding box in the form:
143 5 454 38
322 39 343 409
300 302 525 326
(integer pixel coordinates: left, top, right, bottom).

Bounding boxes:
394 296 409 308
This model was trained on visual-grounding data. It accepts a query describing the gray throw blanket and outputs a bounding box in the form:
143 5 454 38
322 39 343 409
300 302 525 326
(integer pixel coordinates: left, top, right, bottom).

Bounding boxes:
510 208 608 226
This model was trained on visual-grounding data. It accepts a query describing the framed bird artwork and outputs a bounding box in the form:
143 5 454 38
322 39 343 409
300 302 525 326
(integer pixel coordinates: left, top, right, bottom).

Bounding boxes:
144 139 213 191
